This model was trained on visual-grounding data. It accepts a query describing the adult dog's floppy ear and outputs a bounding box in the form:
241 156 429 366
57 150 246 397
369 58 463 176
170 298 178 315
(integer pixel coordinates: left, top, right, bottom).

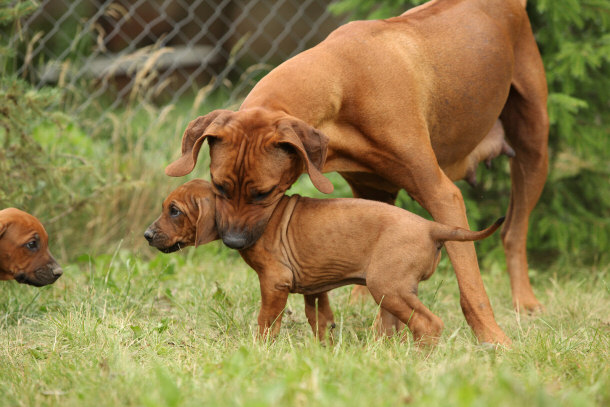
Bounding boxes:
276 119 334 194
165 110 233 177
194 197 219 247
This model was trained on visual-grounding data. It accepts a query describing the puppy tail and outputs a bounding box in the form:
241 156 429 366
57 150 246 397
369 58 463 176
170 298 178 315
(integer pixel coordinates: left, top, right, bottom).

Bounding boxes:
430 217 505 243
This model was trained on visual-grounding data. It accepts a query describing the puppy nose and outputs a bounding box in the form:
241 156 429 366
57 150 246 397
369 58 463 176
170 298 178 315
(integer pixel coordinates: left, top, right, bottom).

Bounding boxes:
222 233 248 250
144 229 154 242
52 266 63 277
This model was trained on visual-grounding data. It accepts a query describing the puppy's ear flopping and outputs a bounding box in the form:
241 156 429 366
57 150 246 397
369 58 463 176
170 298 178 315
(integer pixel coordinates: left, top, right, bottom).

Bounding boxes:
194 197 219 247
165 110 234 177
276 119 334 194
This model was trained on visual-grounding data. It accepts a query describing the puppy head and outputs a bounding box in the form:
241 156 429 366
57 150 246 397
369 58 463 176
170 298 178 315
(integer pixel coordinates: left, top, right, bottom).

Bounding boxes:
0 208 63 286
165 108 333 250
144 179 219 253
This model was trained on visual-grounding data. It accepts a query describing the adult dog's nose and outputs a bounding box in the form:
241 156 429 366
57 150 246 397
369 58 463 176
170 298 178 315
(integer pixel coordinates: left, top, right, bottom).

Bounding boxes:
144 229 154 242
222 233 248 250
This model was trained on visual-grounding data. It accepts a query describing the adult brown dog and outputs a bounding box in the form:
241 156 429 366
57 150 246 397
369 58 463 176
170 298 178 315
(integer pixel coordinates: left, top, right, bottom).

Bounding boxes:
0 208 63 286
145 180 504 343
165 0 548 345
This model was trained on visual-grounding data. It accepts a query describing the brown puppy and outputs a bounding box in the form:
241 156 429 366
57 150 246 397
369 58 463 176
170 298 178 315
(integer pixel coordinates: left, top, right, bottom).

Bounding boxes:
0 208 63 286
145 180 504 344
144 180 335 339
166 0 548 344
144 180 335 340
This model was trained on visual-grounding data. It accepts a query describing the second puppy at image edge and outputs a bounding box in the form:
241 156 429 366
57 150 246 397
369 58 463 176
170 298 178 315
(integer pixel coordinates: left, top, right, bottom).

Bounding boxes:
144 179 504 345
0 208 63 287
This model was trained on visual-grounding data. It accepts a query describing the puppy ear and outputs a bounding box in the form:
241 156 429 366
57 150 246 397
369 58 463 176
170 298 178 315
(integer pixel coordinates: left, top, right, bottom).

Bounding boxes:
276 119 334 194
165 110 233 177
194 197 219 247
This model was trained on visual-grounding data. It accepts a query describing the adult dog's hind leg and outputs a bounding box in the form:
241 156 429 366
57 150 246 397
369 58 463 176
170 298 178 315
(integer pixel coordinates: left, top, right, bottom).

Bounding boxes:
500 28 549 313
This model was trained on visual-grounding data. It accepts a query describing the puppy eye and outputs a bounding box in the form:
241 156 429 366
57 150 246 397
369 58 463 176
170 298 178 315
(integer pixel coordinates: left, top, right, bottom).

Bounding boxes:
169 206 182 218
24 240 39 251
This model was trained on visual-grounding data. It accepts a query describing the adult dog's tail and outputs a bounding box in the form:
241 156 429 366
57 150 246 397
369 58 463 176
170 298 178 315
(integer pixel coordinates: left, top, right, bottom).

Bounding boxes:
430 217 505 243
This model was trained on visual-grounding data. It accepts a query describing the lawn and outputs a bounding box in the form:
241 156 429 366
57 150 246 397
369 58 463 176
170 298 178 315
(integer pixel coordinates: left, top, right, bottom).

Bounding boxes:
1 236 608 406
2 0 609 403
1 93 609 406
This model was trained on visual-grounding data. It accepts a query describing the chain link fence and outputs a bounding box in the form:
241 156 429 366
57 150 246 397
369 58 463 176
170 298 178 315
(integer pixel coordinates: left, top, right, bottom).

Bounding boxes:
9 0 348 119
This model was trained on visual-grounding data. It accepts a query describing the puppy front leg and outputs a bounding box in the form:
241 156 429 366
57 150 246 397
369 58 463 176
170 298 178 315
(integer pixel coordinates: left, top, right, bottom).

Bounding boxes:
257 280 290 339
304 293 335 342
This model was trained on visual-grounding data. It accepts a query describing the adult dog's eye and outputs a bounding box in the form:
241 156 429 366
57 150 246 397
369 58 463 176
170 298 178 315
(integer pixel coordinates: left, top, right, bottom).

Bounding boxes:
251 187 275 202
214 183 228 197
169 206 182 218
24 240 38 251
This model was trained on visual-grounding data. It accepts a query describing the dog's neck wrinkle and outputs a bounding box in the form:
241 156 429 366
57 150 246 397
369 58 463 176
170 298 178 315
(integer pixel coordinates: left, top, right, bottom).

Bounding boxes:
236 135 274 200
234 137 249 203
275 195 301 288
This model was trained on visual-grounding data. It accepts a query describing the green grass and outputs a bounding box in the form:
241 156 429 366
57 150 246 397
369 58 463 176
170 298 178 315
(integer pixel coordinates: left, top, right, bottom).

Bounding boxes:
1 243 608 407
1 75 608 407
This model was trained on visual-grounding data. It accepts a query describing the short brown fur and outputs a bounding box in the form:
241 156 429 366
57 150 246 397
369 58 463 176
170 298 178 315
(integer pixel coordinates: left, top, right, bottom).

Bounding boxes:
146 180 504 344
166 0 548 344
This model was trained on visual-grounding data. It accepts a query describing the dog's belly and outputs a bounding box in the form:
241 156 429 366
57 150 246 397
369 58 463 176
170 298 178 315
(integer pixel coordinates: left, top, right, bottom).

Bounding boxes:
291 277 367 295
289 257 367 295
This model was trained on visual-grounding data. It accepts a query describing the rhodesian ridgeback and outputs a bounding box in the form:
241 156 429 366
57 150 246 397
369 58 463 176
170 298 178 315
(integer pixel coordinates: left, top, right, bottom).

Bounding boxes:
143 180 335 340
145 180 504 343
0 208 63 286
166 0 548 345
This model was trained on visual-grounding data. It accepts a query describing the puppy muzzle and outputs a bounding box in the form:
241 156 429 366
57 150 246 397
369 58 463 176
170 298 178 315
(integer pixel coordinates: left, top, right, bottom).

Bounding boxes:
144 228 185 253
144 228 155 243
16 262 63 287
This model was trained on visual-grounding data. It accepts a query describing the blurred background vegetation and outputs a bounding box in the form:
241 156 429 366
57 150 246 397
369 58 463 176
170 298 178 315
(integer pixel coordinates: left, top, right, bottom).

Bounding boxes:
1 0 608 270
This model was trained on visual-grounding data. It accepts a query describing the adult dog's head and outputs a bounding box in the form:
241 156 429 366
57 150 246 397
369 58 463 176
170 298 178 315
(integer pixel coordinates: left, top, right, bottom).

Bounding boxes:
0 208 63 287
165 108 333 250
144 179 219 252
